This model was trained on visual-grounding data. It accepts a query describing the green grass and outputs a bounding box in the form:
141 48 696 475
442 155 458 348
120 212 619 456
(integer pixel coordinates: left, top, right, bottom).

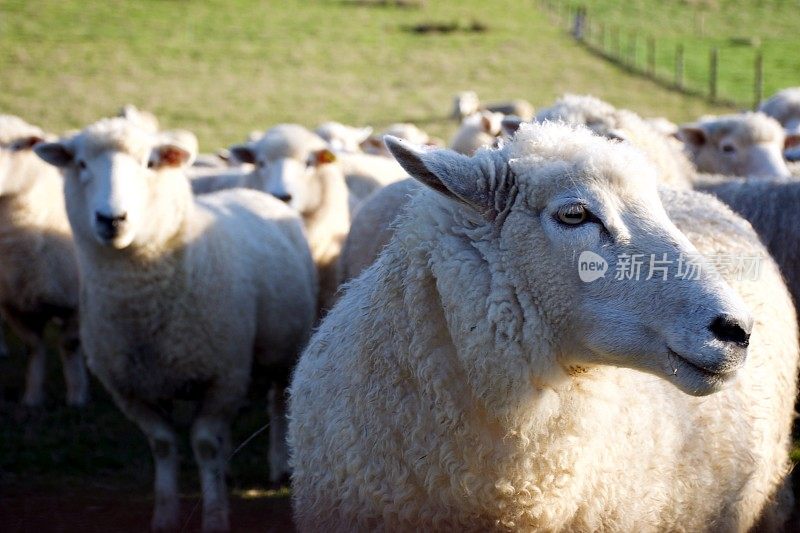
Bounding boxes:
564 0 800 108
0 0 730 152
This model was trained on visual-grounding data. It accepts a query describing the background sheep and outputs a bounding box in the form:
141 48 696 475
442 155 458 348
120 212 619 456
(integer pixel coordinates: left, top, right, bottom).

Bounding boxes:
361 122 439 157
116 104 160 134
448 110 504 155
451 90 534 121
759 87 800 161
315 121 373 153
35 118 317 532
290 124 797 530
229 124 351 311
0 115 88 407
536 93 695 189
677 112 796 178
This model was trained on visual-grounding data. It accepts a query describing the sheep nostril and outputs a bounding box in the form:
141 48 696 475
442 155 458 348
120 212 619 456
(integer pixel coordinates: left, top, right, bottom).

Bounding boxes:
275 194 292 203
95 212 128 229
709 315 751 347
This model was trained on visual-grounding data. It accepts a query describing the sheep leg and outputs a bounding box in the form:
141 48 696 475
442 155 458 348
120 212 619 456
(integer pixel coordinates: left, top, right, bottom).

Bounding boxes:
267 383 290 485
0 319 9 358
111 394 180 532
58 321 88 406
191 414 231 533
3 312 48 406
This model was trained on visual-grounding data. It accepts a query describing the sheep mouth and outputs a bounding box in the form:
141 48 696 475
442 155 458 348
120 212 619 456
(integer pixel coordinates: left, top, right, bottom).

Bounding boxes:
666 348 738 395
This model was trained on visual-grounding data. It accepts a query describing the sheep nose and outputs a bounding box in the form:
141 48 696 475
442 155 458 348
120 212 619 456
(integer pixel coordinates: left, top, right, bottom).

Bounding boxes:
275 193 292 203
96 211 127 228
709 315 751 347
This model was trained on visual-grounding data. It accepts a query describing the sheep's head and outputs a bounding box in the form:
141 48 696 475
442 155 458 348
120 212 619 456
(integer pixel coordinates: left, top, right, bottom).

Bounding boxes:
35 118 195 250
229 124 339 215
315 122 372 153
0 115 49 195
678 112 796 178
759 87 800 141
387 122 753 397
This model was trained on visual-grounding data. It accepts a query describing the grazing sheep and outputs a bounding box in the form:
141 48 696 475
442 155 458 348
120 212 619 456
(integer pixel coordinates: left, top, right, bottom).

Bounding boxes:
449 110 505 156
0 115 88 407
759 87 800 161
35 118 316 532
451 91 534 121
290 123 797 530
361 123 438 157
536 93 694 189
677 112 794 178
315 121 373 153
228 124 352 311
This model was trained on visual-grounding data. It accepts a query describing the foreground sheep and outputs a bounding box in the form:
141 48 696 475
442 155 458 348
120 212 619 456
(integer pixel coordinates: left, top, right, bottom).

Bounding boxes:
290 123 797 530
229 124 351 311
36 118 317 532
536 94 694 189
678 112 794 178
0 115 87 406
759 87 800 160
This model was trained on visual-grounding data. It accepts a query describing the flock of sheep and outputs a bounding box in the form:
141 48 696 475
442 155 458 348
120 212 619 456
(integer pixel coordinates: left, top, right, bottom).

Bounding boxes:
3 86 800 531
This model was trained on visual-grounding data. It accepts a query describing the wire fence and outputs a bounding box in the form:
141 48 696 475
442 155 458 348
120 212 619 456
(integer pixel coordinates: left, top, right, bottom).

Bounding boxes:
539 0 766 110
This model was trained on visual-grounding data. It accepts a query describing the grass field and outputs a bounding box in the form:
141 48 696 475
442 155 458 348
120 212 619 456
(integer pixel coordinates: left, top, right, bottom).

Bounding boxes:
0 0 732 152
0 0 797 530
564 0 800 107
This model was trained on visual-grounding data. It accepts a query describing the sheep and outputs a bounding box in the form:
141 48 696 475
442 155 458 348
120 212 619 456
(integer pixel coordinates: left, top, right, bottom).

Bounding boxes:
451 90 534 121
336 150 408 201
535 93 694 189
361 122 439 158
315 121 373 153
677 112 795 178
0 115 88 407
289 123 797 531
759 87 800 161
35 117 317 532
449 110 505 156
117 104 160 134
228 124 352 311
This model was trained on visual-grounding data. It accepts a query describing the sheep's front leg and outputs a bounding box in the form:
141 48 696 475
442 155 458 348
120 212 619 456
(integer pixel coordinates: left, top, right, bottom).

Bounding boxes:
59 324 88 406
22 342 47 406
0 319 9 358
268 383 290 484
191 415 231 532
111 394 180 532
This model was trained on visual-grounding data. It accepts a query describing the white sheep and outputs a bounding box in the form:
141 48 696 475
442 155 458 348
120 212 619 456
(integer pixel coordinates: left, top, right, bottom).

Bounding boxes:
361 122 439 158
315 121 373 153
0 115 88 406
759 87 800 161
290 123 797 530
677 112 795 178
117 104 160 134
451 90 534 121
536 93 694 189
449 110 505 155
228 124 352 311
35 118 317 532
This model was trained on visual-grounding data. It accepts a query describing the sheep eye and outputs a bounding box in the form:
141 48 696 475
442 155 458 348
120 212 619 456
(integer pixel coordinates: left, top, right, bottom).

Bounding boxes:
557 204 588 225
257 161 266 168
721 144 736 154
147 160 155 169
77 160 87 169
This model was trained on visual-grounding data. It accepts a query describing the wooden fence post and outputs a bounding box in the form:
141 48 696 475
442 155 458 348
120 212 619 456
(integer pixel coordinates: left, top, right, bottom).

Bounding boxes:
753 50 763 110
628 32 638 68
709 47 718 101
675 44 684 90
647 37 655 78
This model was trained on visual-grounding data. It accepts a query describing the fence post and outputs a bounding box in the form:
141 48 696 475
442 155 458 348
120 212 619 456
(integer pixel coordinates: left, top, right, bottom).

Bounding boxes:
599 23 606 52
753 50 763 110
647 36 655 78
628 32 638 69
709 47 718 101
612 26 620 59
675 44 684 90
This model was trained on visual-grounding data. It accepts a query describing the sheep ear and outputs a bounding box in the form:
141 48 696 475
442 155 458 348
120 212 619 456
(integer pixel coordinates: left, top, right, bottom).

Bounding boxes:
34 141 74 167
677 125 707 146
501 116 523 137
385 136 491 214
784 133 800 151
150 143 192 169
357 127 373 144
228 143 256 165
10 135 46 151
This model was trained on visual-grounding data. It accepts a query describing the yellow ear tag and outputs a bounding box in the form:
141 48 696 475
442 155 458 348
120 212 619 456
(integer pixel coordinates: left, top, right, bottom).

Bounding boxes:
316 149 337 166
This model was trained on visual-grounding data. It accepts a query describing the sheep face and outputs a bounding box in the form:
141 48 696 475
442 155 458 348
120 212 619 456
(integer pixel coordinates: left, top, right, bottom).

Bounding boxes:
229 125 338 214
387 123 753 397
678 113 794 178
35 118 192 249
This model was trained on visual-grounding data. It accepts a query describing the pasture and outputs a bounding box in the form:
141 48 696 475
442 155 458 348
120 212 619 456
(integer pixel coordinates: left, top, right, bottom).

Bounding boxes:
1 0 799 531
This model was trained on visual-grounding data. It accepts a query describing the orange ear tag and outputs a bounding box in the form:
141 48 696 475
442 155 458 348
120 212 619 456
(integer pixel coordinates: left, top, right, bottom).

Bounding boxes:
316 149 337 165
